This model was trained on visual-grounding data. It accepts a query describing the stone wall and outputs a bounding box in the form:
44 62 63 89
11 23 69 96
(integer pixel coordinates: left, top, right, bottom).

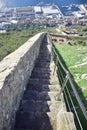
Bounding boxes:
0 32 46 130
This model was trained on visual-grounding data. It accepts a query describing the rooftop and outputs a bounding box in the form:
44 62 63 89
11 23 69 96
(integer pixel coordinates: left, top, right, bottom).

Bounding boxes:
42 6 59 14
34 6 42 13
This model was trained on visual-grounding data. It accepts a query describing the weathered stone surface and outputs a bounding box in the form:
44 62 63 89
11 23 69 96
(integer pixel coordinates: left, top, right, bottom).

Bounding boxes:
47 112 57 130
0 32 46 130
57 111 77 130
0 33 76 130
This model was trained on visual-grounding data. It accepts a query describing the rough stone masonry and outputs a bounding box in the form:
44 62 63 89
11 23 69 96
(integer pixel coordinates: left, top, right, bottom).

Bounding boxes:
0 33 46 130
0 32 76 130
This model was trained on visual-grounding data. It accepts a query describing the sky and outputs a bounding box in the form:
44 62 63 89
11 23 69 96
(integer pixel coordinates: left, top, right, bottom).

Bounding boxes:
0 0 86 8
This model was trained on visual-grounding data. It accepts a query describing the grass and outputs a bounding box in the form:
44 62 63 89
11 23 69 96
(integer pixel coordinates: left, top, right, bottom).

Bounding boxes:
0 31 30 61
68 25 87 36
55 43 87 106
0 24 57 61
54 42 87 129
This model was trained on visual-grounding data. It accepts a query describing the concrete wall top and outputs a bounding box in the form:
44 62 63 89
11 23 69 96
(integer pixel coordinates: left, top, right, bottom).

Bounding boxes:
0 32 45 88
0 32 46 130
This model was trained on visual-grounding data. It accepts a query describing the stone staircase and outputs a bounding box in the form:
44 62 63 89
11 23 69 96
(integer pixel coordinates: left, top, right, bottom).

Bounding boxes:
13 39 65 130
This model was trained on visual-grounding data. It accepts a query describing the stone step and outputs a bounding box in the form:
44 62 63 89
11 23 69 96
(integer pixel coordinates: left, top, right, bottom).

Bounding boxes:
38 91 60 101
35 62 50 68
31 72 58 80
35 63 55 69
35 64 51 68
14 102 66 130
29 67 58 79
28 77 58 86
31 70 51 76
23 91 60 101
14 112 57 130
37 58 51 61
31 73 50 79
20 100 62 114
38 55 50 57
46 112 57 130
14 111 37 130
26 84 42 92
13 41 63 130
23 90 39 101
38 53 51 59
26 84 60 92
35 60 55 68
36 59 51 62
14 128 33 130
35 112 57 130
42 84 61 91
32 66 55 74
32 67 52 72
20 100 50 113
38 48 50 51
31 71 57 79
37 52 50 54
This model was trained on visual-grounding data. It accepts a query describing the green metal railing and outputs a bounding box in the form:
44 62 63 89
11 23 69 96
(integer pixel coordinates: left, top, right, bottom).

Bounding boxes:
52 43 87 130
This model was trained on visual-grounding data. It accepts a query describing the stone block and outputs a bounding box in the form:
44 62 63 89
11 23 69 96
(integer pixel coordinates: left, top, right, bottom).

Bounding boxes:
57 111 76 130
0 32 46 130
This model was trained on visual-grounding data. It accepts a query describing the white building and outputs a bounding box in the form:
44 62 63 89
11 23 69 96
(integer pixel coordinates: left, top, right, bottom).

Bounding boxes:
34 6 42 14
73 11 84 19
42 6 59 15
16 6 34 18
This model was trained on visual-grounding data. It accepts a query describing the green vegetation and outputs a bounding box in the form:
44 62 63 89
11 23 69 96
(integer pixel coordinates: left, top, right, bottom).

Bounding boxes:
55 42 87 107
68 25 87 36
54 42 87 129
0 24 57 61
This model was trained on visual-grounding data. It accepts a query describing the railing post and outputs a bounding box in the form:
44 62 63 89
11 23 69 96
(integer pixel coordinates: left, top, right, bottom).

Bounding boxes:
51 44 54 63
51 42 87 129
53 56 58 75
57 72 69 100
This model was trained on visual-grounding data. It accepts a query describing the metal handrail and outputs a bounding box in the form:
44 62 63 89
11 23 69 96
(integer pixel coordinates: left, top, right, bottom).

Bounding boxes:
52 45 68 74
52 43 87 130
58 74 69 100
